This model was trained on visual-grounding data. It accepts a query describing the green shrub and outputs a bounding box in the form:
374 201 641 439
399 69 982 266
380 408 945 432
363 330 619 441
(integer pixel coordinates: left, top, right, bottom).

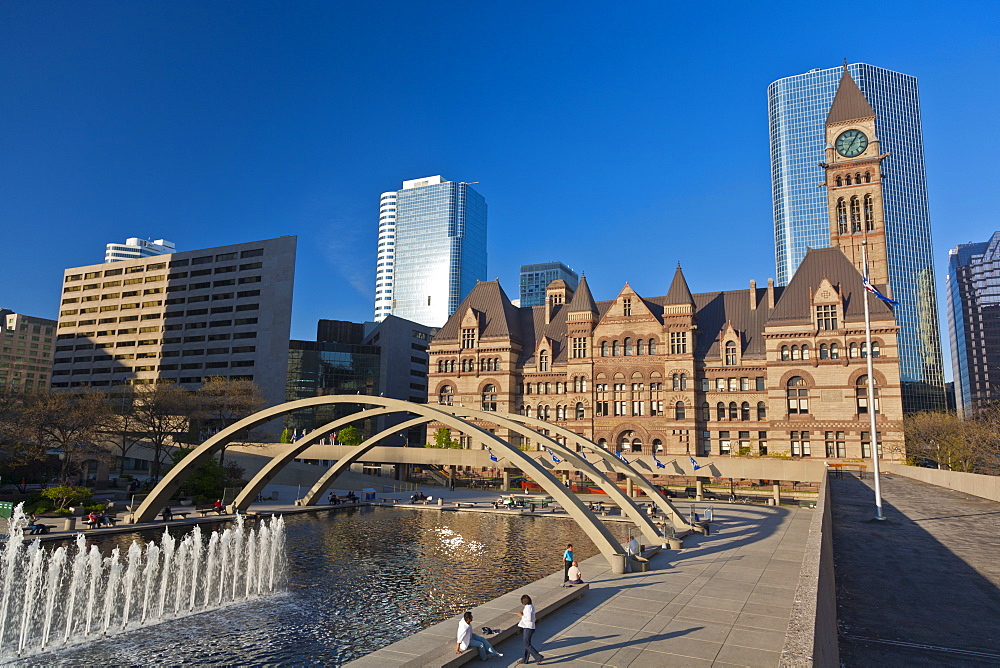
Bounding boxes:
40 485 93 510
53 508 71 517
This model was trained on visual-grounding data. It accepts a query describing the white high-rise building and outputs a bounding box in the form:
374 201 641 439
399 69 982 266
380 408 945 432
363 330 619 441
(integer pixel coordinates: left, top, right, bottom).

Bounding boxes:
373 192 397 321
105 238 176 263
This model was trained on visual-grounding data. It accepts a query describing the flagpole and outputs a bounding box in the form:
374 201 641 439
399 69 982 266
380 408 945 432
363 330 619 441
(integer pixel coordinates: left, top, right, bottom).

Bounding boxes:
861 242 886 521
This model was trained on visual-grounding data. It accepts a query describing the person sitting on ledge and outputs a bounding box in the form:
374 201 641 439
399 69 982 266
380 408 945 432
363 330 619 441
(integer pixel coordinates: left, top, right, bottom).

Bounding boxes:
346 490 358 503
456 611 502 661
213 499 224 513
567 561 584 585
85 511 100 528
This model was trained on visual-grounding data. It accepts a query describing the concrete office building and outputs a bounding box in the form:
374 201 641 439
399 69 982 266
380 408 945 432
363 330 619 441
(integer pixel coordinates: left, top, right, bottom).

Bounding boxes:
947 232 1000 416
520 262 579 308
105 238 176 263
0 310 57 391
375 175 487 328
52 236 296 409
769 63 945 412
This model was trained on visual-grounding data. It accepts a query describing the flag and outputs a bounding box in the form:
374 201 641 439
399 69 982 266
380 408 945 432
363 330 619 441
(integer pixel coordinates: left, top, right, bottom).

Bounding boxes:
487 448 498 462
689 455 703 471
652 453 666 469
863 275 899 307
546 448 562 464
580 450 587 460
617 451 630 465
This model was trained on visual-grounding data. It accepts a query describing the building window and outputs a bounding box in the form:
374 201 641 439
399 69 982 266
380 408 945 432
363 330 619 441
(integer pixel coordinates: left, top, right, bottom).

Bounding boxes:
861 431 883 458
825 431 846 458
786 376 809 414
781 345 790 361
539 351 549 371
801 344 810 360
717 402 726 420
622 298 631 316
636 339 645 355
572 337 588 358
600 341 608 357
575 402 585 420
871 341 880 357
439 385 454 405
790 431 811 457
728 401 738 420
612 340 620 356
791 345 801 361
680 373 687 390
675 401 685 420
669 332 686 354
648 338 657 354
757 401 767 420
461 328 476 349
719 431 731 455
850 196 861 232
631 437 642 453
863 194 875 231
856 375 880 414
481 384 497 411
725 341 737 365
740 402 750 421
836 198 847 234
624 338 633 356
830 343 839 359
653 438 663 452
849 342 859 358
816 304 838 330
819 344 828 359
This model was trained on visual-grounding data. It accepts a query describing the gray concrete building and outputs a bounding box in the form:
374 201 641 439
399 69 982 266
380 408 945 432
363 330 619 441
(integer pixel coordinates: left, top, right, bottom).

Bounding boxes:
0 309 57 391
52 236 296 409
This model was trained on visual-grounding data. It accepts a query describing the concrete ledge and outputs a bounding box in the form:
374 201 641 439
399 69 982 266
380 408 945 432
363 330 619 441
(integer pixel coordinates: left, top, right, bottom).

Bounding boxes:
884 464 1000 502
780 473 838 667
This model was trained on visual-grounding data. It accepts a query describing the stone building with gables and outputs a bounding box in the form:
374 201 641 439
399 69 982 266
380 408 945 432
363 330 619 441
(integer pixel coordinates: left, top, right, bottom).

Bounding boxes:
427 247 903 462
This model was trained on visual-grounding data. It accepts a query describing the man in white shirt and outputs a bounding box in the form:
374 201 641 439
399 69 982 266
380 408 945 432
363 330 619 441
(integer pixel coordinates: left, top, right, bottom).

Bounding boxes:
456 611 502 661
566 561 583 585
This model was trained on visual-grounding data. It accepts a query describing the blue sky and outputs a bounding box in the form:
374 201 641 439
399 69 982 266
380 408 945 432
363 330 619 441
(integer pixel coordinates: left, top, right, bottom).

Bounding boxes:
2 2 998 377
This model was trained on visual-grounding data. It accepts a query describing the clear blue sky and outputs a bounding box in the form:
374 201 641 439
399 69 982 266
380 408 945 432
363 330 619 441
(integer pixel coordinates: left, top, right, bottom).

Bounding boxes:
3 1 998 376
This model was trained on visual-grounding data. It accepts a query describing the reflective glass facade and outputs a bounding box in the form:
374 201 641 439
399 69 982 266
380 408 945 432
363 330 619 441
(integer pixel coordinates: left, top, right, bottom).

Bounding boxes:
285 340 380 432
390 178 487 327
373 192 397 321
519 262 579 307
769 63 945 411
947 233 1000 416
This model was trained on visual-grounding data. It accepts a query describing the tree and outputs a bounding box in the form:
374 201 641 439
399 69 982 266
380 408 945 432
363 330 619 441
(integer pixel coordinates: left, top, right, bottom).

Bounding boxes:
904 410 1000 474
101 386 145 475
279 428 292 444
430 427 460 449
338 426 364 446
22 390 112 480
132 383 197 479
168 448 227 501
194 377 266 467
41 484 92 510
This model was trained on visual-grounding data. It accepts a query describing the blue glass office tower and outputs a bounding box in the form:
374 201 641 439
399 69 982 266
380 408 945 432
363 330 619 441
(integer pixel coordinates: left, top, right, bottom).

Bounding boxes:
387 176 487 328
769 63 945 412
947 233 1000 416
519 262 579 307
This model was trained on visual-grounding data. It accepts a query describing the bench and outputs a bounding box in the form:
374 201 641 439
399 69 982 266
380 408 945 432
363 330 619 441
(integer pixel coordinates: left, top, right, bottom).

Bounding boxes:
162 512 188 521
455 502 477 508
197 507 226 517
27 524 56 535
400 584 589 668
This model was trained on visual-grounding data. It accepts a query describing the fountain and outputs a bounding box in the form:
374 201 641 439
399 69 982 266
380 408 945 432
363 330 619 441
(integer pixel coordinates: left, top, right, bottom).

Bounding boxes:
0 504 286 659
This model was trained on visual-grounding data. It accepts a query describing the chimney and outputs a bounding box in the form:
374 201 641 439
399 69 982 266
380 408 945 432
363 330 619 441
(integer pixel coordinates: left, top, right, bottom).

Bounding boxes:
545 296 552 325
749 280 757 310
767 278 775 309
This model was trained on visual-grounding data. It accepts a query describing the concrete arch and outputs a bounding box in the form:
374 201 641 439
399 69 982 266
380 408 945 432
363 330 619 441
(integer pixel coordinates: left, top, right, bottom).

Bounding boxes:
133 396 626 565
434 405 664 544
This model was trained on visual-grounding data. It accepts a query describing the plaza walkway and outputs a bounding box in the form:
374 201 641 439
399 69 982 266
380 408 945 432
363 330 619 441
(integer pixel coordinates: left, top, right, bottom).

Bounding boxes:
831 473 1000 666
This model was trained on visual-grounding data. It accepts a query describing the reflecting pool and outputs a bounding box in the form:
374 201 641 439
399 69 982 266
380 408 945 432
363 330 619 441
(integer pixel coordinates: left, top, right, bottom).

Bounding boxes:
38 507 627 665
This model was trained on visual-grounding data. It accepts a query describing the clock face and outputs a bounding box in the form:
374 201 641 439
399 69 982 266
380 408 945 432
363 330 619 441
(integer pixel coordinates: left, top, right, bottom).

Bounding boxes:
836 129 869 158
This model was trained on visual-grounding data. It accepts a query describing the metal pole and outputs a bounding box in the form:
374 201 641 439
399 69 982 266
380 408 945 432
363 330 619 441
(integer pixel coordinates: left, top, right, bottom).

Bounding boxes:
861 243 885 521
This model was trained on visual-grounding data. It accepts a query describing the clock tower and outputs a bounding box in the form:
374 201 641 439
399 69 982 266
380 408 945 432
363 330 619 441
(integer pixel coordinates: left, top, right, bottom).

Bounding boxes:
820 65 890 290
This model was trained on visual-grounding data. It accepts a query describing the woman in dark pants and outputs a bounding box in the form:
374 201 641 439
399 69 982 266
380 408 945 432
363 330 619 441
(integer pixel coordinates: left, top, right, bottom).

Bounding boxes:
516 594 544 664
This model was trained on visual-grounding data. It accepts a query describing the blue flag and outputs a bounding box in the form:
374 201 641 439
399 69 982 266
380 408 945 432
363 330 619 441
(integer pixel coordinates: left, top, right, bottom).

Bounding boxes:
689 455 703 471
863 275 899 307
617 451 630 465
652 454 666 469
580 450 587 460
546 448 562 464
487 448 498 462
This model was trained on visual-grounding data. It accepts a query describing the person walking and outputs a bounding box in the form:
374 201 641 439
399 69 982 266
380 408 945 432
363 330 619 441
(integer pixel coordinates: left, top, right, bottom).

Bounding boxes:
563 544 574 583
516 594 544 664
455 611 502 661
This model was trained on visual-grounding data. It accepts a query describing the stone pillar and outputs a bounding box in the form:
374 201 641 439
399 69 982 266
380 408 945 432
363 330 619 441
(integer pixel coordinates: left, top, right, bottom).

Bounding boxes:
449 465 456 487
503 470 510 491
695 480 704 502
626 478 634 498
772 483 781 505
561 473 570 486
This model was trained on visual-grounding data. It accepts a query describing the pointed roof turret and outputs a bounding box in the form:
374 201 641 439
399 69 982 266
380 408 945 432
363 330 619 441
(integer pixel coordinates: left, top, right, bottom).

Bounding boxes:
567 274 598 315
665 264 695 307
826 64 875 125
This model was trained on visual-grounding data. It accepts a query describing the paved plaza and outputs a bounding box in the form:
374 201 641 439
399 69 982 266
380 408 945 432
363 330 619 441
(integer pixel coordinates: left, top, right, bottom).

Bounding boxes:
832 474 1000 666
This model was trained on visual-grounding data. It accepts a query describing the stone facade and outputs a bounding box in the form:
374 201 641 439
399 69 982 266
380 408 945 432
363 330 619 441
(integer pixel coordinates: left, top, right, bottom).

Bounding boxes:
427 247 904 462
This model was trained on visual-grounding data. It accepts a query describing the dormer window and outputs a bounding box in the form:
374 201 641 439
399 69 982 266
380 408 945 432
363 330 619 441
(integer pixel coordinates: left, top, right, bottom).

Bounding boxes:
724 341 737 365
816 305 838 330
461 328 476 349
622 298 631 316
538 350 549 371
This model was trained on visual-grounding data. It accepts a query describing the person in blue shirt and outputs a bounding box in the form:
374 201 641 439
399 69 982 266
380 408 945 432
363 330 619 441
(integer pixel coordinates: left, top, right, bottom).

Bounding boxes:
563 544 573 582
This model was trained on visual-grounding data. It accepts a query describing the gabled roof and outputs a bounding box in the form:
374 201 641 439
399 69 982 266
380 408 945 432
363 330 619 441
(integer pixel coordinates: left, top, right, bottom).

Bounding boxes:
664 265 695 307
769 247 894 325
567 275 598 315
434 280 522 343
827 65 876 125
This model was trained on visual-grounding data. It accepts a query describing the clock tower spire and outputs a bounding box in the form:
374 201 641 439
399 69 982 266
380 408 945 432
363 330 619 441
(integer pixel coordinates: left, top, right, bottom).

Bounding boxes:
820 65 891 290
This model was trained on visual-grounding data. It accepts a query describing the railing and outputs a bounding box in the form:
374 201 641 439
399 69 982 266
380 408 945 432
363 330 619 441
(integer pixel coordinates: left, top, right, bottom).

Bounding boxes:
381 482 418 494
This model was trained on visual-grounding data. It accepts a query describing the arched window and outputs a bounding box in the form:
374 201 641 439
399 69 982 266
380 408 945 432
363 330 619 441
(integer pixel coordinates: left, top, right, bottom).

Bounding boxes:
757 401 767 420
539 351 549 371
850 196 861 232
717 402 726 420
556 382 564 394
845 174 852 185
612 340 621 356
672 374 680 391
675 401 686 420
786 376 809 414
728 401 738 420
437 360 444 373
652 438 663 452
855 172 862 183
544 382 551 394
781 345 790 361
864 171 871 183
631 438 643 453
830 343 840 359
449 360 456 372
860 342 868 358
871 341 880 358
740 401 750 421
836 198 848 234
618 434 630 452
575 402 585 420
725 341 737 365
836 176 843 187
680 373 687 390
601 341 608 357
801 344 810 360
636 339 645 355
864 194 875 231
701 402 710 421
525 383 532 395
542 405 550 421
536 382 543 394
598 438 608 450
849 342 859 358
481 384 497 411
556 405 565 421
525 405 533 418
819 344 829 359
856 375 880 414
791 345 801 360
439 385 454 405
648 339 657 354
624 337 633 356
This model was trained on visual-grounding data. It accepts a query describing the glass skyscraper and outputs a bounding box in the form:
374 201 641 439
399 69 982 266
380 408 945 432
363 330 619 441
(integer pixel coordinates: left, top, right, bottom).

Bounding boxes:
519 261 579 307
378 175 487 328
947 233 1000 416
768 63 945 412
